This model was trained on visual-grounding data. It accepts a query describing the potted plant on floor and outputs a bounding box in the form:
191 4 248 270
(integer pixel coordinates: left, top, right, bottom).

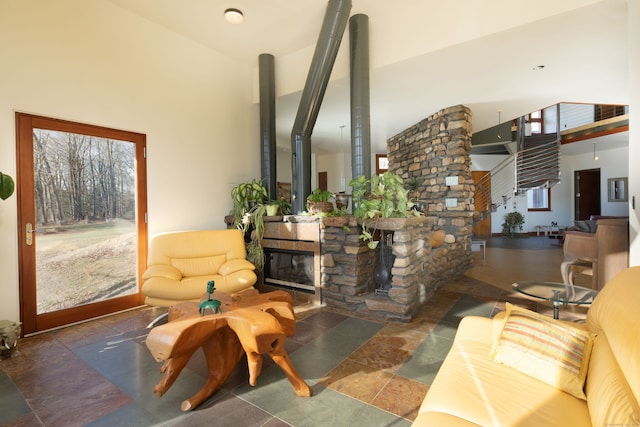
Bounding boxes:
502 211 526 237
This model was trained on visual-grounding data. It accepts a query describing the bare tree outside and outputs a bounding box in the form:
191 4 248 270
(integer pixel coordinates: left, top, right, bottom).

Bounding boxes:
33 129 137 314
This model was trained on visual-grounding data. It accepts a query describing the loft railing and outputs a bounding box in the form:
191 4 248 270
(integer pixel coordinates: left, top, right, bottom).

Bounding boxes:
515 139 560 193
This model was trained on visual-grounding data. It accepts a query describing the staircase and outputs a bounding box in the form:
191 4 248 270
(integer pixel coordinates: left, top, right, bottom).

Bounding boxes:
472 102 627 228
515 114 561 192
473 128 561 222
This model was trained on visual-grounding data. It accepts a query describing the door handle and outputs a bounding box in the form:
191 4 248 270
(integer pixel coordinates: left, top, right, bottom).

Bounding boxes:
26 223 34 246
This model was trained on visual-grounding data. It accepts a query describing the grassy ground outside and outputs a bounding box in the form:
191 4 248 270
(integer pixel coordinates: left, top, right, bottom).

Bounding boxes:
36 219 137 313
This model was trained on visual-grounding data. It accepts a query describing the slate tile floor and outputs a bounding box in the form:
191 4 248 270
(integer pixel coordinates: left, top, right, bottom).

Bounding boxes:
0 237 588 427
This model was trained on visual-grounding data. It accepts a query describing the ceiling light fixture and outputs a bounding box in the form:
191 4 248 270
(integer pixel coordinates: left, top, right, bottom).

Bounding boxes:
532 65 545 71
496 110 503 140
224 8 244 24
593 141 599 160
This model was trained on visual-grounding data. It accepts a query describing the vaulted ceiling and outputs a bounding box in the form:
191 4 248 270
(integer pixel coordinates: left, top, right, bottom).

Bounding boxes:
107 0 629 155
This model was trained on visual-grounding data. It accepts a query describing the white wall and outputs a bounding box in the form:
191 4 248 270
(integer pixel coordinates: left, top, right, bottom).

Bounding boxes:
0 1 257 322
317 151 351 193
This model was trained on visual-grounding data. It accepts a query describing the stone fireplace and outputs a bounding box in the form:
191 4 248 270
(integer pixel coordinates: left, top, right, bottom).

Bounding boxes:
259 212 468 322
254 104 474 322
320 215 436 321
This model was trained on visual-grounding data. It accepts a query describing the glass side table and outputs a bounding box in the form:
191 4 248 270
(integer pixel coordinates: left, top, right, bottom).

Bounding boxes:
512 281 599 319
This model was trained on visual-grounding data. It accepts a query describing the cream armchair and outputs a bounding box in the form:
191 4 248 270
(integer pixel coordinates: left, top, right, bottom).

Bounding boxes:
142 229 257 307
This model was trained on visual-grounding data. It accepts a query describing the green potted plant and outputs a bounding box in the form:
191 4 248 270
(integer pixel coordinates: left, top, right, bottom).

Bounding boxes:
275 197 292 216
230 179 270 271
405 176 427 213
502 211 526 237
230 179 268 234
0 172 15 200
264 197 291 217
306 188 334 214
265 202 279 217
405 177 422 202
350 172 418 249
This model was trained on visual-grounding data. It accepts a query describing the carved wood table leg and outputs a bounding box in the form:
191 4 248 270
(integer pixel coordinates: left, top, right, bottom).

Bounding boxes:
154 353 194 397
270 349 313 397
145 290 312 411
180 327 244 411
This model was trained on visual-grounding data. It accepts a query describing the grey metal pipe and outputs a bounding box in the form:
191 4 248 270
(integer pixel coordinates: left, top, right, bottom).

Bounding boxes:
291 0 352 213
349 14 371 179
259 53 277 200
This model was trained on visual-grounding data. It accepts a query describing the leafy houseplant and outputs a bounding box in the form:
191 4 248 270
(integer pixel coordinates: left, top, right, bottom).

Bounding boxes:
266 197 292 217
0 172 15 200
502 211 526 237
350 172 418 249
306 188 334 214
405 176 426 212
246 203 268 271
230 179 269 271
405 177 422 202
244 197 292 270
230 179 268 234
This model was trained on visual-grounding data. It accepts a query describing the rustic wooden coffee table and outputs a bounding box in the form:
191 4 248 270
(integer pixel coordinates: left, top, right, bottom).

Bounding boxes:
145 289 312 411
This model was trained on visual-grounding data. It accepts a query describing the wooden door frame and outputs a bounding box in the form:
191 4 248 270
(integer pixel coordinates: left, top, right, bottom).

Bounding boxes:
16 112 148 334
471 171 491 237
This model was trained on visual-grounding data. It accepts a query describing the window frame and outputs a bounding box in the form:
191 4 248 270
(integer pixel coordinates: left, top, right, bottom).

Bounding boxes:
527 187 551 212
376 154 388 175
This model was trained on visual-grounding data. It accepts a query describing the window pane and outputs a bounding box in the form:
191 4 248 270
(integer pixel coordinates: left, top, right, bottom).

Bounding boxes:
33 129 138 313
530 122 542 134
527 188 549 209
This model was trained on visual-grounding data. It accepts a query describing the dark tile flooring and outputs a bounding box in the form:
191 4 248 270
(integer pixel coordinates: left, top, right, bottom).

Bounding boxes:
0 237 588 427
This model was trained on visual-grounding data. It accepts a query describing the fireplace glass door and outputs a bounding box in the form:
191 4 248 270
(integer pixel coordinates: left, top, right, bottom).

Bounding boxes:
264 249 315 292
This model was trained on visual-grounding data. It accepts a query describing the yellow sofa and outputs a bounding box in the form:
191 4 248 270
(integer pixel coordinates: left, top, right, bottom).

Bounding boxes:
413 267 640 426
141 229 257 306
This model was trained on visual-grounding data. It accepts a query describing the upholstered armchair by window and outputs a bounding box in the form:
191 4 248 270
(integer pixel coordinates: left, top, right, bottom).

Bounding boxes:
142 229 257 307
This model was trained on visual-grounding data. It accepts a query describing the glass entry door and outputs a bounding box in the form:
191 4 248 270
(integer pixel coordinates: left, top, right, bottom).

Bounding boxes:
16 113 148 335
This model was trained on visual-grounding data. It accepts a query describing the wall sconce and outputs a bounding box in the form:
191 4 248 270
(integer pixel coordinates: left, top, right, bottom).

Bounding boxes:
593 141 599 160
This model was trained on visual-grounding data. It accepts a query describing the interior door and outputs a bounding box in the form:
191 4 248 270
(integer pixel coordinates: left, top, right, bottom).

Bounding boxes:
574 169 601 220
16 113 148 335
318 171 328 191
472 171 491 237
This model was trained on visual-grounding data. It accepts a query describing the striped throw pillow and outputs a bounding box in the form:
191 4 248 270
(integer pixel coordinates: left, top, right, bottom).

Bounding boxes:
489 303 594 400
